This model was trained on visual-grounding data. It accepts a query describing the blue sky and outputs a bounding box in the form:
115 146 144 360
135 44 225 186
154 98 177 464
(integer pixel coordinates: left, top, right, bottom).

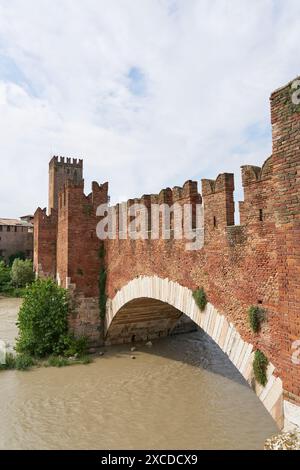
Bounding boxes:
0 0 299 218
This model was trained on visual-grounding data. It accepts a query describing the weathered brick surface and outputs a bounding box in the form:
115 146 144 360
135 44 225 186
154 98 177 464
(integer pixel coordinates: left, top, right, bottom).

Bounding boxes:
34 77 300 405
48 156 83 212
33 208 57 277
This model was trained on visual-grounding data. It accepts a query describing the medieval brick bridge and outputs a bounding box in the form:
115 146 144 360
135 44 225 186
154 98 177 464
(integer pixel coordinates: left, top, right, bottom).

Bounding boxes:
34 77 300 430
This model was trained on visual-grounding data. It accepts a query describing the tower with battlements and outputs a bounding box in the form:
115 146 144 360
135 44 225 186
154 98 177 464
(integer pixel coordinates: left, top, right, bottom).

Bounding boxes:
48 156 83 212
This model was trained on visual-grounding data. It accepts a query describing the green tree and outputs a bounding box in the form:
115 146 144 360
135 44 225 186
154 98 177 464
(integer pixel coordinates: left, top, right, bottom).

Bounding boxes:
11 259 34 288
16 279 70 357
0 261 11 292
9 251 26 266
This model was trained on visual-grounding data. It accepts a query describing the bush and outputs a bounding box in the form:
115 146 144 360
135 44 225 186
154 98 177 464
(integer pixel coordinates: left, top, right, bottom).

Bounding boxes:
193 287 207 311
248 305 266 333
253 350 269 386
47 356 70 368
11 259 34 288
0 261 11 292
0 353 34 371
16 279 69 357
54 334 88 357
16 279 88 359
15 353 35 370
0 352 15 370
9 251 26 267
79 355 92 365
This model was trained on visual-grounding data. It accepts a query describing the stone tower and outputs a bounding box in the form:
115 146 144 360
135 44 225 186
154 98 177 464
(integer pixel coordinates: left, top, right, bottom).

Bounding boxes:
48 156 83 212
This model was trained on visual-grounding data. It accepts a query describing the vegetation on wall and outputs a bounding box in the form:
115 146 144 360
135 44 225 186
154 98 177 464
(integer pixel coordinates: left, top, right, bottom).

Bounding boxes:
193 287 207 311
98 244 107 320
253 350 269 387
248 305 266 333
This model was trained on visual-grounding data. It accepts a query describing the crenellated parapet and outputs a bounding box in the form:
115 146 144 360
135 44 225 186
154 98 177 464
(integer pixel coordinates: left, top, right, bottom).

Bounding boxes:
239 156 274 226
33 207 58 278
110 180 202 238
49 155 84 212
49 155 83 168
56 179 109 297
202 173 235 235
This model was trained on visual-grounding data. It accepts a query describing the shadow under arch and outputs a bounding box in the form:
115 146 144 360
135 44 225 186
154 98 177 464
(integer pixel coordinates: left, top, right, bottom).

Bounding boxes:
105 275 284 428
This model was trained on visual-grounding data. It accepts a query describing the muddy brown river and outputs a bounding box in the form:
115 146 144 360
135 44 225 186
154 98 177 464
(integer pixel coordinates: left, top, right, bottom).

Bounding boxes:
0 297 277 450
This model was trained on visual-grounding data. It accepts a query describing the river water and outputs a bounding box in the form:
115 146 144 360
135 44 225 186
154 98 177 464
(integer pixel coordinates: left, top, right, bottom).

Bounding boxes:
0 298 277 450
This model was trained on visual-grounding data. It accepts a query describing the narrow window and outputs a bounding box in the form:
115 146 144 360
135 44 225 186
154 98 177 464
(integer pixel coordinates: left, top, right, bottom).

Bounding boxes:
213 216 217 228
259 209 263 222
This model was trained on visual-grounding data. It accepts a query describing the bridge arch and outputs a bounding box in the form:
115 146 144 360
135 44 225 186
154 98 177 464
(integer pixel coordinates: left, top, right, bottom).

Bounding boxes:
105 275 283 428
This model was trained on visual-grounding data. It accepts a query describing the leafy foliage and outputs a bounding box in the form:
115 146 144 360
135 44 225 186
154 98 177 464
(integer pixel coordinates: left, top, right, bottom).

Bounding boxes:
0 352 16 370
47 356 70 368
16 279 88 358
253 350 269 387
248 305 266 333
0 261 11 292
11 259 34 288
16 279 69 357
8 251 26 267
193 287 207 311
55 334 88 357
0 353 34 371
15 353 35 370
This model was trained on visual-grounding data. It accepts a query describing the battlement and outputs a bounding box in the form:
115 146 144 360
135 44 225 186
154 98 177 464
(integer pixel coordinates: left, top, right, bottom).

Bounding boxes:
241 156 273 187
33 207 58 278
202 173 234 196
58 179 109 213
48 155 84 212
114 180 201 210
49 155 83 168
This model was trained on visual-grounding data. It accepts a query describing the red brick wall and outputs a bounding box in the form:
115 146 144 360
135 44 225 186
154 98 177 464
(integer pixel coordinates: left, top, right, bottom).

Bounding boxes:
33 208 57 278
34 77 300 405
270 78 300 404
104 78 300 404
48 156 83 212
56 180 108 297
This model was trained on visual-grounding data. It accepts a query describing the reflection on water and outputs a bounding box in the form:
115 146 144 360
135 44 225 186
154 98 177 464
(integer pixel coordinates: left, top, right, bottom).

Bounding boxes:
0 298 277 450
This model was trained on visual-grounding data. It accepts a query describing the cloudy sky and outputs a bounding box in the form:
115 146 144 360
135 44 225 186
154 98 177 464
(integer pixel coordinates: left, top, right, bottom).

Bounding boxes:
0 0 299 218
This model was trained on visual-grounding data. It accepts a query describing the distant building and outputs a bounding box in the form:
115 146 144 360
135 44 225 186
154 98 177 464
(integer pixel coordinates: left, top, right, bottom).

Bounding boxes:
0 216 34 263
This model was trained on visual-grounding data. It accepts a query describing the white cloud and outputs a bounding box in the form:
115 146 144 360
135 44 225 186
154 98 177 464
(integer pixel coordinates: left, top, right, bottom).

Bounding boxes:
0 0 299 218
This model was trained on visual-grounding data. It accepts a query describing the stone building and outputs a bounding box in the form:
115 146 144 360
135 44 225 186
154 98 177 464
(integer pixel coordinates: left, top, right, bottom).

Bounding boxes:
0 216 34 264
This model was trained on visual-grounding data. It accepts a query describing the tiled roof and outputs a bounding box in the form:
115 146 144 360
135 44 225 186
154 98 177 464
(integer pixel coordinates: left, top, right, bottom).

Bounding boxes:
0 218 33 227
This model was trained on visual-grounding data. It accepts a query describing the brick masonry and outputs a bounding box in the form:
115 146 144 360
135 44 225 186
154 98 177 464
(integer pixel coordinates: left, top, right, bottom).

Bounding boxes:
34 77 300 429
